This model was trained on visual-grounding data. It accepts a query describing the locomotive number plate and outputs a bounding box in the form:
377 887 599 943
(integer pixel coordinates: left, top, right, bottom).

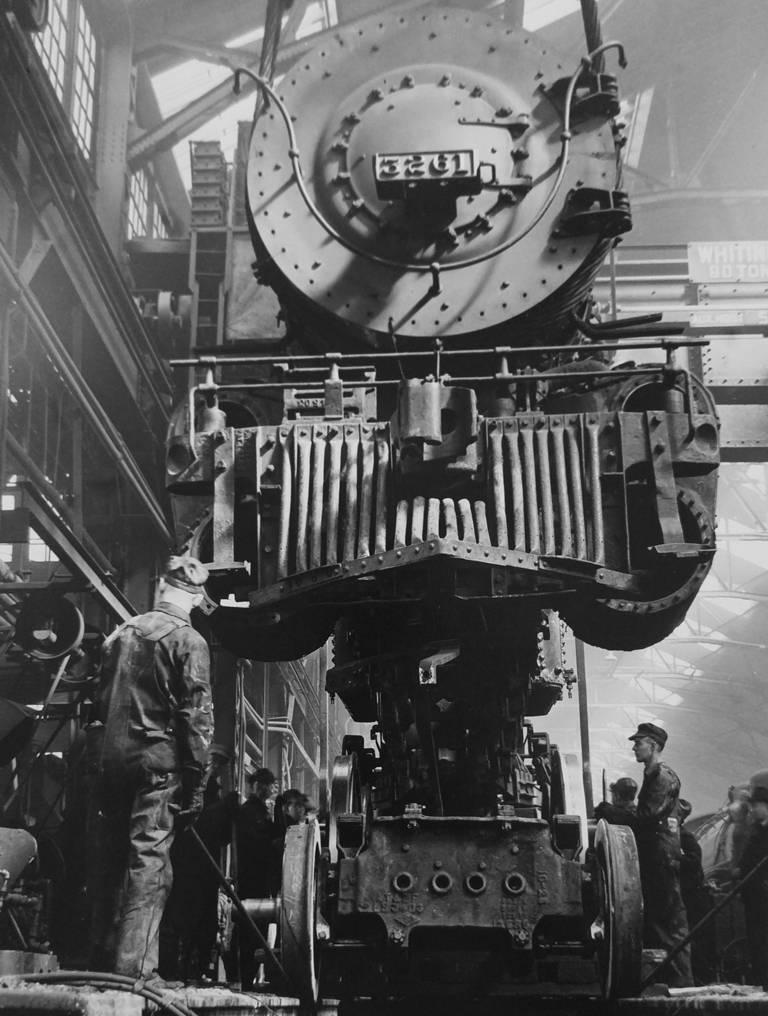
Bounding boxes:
373 150 482 201
374 150 476 182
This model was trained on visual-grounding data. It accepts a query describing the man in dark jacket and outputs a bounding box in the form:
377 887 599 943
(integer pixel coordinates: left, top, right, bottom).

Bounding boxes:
678 798 716 984
739 772 768 989
630 722 693 988
87 554 213 985
161 747 238 983
595 776 638 827
234 767 278 989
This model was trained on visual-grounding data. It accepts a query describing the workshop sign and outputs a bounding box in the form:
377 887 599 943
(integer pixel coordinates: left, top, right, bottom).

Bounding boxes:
688 241 768 282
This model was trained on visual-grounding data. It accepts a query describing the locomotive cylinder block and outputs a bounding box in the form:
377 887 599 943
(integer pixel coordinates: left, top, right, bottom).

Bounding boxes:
340 816 584 950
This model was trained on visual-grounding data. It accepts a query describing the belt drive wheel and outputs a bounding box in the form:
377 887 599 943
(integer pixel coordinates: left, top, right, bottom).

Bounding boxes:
328 752 361 863
280 818 322 1004
592 819 643 998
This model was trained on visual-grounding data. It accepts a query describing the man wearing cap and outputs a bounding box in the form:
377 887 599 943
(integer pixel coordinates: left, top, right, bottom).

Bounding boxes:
234 767 279 988
595 776 638 827
738 772 768 989
629 721 693 987
87 554 213 986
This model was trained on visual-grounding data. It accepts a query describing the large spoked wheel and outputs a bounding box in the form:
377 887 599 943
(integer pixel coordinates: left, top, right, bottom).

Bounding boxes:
280 819 322 1005
593 819 643 998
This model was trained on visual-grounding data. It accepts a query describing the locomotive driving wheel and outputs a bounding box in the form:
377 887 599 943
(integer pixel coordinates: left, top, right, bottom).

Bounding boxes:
592 819 643 998
280 819 324 1004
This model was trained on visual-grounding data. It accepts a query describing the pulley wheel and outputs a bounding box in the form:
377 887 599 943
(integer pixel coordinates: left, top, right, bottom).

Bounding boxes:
328 752 361 863
14 592 84 660
593 819 643 998
280 818 322 1003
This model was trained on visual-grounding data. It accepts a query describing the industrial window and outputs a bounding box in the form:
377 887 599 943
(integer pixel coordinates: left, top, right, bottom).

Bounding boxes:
70 5 97 157
127 169 149 239
33 0 68 104
27 530 58 564
0 487 16 562
152 206 169 240
0 487 58 564
0 493 14 563
33 0 98 160
129 171 170 240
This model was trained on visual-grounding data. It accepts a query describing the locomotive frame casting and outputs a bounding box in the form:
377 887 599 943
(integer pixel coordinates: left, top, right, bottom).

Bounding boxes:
166 2 719 1004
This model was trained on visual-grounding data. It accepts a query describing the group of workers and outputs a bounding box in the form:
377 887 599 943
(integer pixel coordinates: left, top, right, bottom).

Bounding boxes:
596 721 768 990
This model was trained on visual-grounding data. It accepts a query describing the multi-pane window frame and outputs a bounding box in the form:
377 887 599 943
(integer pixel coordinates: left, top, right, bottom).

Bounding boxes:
128 166 172 240
127 167 150 240
152 204 169 240
32 0 100 162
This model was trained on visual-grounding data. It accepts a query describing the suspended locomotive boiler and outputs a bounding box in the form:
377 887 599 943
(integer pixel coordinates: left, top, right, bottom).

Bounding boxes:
166 3 719 1004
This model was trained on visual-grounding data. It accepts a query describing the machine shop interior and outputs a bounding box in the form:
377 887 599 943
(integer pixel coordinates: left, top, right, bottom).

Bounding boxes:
1 0 768 1012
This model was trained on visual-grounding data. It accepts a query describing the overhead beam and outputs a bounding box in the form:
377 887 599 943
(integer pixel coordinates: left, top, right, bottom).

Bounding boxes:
132 0 269 58
139 36 263 71
128 0 437 168
128 46 304 168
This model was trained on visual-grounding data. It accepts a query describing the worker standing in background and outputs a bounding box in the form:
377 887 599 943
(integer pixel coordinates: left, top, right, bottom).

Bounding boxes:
87 554 213 988
594 776 638 827
677 798 716 984
161 746 238 983
629 722 693 988
234 767 279 989
738 771 768 989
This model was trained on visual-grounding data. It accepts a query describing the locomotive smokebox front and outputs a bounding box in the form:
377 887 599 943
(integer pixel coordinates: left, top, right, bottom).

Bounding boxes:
246 6 629 347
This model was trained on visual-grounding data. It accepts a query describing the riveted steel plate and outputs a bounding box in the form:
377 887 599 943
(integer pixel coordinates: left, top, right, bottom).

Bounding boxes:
246 6 621 341
702 335 768 386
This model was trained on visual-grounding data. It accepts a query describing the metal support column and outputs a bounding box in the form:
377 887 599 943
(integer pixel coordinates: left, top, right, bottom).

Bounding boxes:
575 638 594 816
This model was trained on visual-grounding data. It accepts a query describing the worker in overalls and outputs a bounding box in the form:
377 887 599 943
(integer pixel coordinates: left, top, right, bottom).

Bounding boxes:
87 554 213 987
629 722 693 988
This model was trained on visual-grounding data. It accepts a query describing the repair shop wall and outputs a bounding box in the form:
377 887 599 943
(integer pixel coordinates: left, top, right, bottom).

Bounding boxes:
207 640 357 811
0 10 175 581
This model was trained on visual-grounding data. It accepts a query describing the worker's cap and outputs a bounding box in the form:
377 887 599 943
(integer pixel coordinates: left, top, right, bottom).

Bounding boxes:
248 767 277 786
678 798 692 821
748 770 768 804
628 722 668 749
164 553 209 593
283 788 310 807
609 776 638 798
